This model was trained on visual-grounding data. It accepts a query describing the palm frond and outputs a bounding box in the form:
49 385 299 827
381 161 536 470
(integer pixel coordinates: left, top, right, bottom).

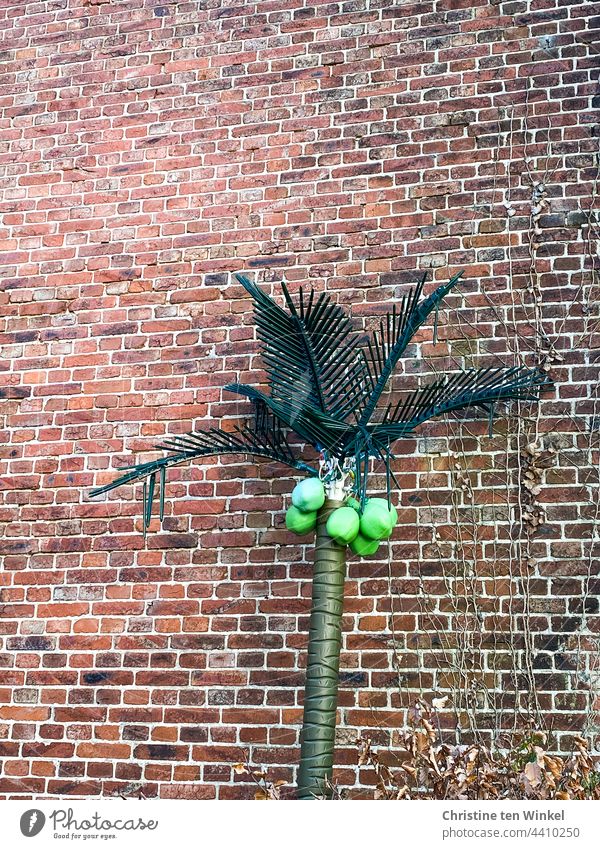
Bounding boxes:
370 366 551 443
90 402 316 525
226 382 352 456
358 271 463 425
236 274 368 419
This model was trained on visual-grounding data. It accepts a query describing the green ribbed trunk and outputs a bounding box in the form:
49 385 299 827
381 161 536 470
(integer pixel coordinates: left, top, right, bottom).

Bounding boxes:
297 497 347 799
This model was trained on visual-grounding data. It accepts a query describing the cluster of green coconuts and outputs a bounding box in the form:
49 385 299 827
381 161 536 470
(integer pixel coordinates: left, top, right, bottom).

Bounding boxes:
285 478 398 557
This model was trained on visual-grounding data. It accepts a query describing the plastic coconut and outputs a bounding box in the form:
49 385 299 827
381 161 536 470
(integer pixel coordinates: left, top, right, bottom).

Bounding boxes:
292 478 326 513
359 504 394 540
326 506 360 545
286 505 317 534
349 533 379 557
366 497 398 526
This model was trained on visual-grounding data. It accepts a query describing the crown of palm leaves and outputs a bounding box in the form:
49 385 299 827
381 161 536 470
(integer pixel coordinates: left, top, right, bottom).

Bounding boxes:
91 272 551 529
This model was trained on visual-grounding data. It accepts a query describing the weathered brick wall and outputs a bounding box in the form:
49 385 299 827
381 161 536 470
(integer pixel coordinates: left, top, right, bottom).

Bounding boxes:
1 0 598 798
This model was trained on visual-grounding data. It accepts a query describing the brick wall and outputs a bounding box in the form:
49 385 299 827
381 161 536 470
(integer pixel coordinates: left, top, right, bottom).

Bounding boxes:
0 0 598 799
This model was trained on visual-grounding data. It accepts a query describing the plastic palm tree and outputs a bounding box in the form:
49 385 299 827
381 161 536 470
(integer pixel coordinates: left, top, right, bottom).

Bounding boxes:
91 271 549 799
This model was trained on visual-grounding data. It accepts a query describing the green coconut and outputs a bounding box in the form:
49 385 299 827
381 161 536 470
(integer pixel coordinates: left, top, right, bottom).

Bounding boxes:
291 477 325 513
366 497 398 526
326 506 360 545
349 533 380 557
345 496 361 512
360 504 394 540
285 506 317 535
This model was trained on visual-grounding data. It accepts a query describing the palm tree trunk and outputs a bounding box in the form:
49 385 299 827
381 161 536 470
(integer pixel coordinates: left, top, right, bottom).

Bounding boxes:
297 497 347 799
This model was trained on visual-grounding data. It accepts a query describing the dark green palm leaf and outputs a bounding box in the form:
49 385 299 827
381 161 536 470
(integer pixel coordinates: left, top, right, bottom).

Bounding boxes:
236 274 368 419
358 271 463 425
90 401 316 524
225 382 352 455
370 365 550 443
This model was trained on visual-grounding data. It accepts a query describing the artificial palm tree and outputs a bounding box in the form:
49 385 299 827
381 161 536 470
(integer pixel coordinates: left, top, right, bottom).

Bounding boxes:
91 271 549 799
